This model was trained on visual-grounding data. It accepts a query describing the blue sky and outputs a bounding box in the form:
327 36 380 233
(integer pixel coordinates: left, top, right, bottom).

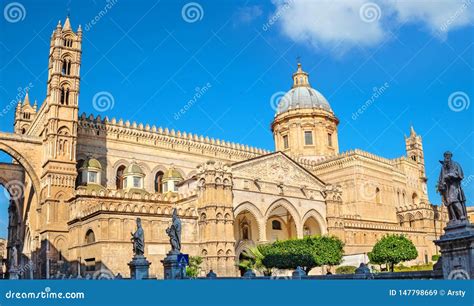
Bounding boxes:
0 0 473 237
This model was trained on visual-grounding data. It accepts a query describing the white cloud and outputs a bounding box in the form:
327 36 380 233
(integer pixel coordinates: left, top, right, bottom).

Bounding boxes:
234 5 263 26
274 0 386 49
391 0 474 33
272 0 473 51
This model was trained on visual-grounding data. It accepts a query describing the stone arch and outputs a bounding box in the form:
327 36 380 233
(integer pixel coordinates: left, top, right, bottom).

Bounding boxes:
234 201 264 220
112 159 130 173
234 202 262 242
302 209 327 235
265 198 301 224
0 142 41 204
415 211 423 220
265 198 302 239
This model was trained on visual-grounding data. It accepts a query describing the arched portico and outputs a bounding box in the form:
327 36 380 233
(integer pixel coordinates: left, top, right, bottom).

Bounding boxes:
265 199 302 241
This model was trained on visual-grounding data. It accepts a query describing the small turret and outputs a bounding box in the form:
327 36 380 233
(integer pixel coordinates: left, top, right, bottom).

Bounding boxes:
14 92 37 134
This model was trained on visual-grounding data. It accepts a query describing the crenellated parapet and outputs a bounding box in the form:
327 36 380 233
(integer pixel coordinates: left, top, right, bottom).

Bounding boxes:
78 113 270 161
73 187 198 202
307 149 414 173
68 189 198 222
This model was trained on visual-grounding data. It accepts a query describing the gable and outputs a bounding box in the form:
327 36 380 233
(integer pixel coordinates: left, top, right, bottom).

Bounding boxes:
231 152 325 188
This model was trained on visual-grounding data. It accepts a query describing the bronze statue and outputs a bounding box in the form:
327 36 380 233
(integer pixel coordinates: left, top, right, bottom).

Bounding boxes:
437 151 467 222
166 208 182 253
131 218 145 256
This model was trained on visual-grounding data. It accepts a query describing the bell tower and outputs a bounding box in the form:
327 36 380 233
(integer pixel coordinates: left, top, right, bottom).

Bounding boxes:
405 126 426 178
38 16 83 277
405 125 428 200
42 16 82 197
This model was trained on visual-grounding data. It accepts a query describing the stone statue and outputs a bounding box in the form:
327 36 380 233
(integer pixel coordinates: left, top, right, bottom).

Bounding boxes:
9 246 18 269
166 208 182 253
437 151 467 222
130 218 145 256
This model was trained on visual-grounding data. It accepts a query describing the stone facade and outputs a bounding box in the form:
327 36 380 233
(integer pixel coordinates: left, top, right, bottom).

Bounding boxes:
0 17 447 279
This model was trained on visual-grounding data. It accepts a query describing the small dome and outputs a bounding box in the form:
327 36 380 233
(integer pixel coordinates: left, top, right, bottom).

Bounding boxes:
277 87 332 114
80 158 102 170
163 167 183 181
276 62 332 115
125 163 144 175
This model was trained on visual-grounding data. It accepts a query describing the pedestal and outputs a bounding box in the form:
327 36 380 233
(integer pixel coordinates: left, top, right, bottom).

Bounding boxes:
161 252 186 279
128 255 151 280
8 267 19 280
434 220 474 279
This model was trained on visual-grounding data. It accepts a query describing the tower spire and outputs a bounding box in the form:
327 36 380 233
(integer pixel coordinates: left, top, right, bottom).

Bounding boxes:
63 15 71 30
23 91 30 106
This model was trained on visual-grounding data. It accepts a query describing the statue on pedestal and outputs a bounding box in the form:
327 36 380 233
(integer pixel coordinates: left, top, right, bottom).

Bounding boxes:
166 208 182 254
128 217 150 279
437 151 468 223
434 151 473 280
131 218 145 256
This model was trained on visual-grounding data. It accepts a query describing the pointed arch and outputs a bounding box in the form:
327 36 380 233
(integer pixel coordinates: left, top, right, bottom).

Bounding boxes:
234 201 264 220
265 198 301 222
302 209 327 235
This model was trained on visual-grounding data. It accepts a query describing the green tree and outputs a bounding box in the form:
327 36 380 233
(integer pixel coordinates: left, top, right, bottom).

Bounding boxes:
185 256 203 278
368 234 418 272
258 236 344 274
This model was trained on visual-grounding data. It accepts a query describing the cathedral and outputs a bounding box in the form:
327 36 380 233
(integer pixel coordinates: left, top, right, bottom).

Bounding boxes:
0 17 447 278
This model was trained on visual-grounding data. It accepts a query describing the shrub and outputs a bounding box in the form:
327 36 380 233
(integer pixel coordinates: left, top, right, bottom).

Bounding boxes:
185 256 203 278
335 265 357 274
258 235 344 274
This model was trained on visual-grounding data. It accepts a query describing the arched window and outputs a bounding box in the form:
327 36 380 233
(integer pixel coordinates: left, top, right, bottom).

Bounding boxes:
154 171 164 193
62 59 72 75
116 165 126 190
272 220 282 230
375 187 381 204
60 87 69 105
64 38 73 47
85 229 95 244
412 193 419 205
242 225 249 240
